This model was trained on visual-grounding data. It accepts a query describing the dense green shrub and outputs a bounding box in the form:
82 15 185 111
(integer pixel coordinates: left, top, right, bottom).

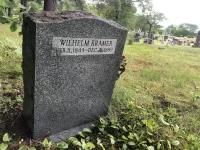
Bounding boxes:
187 35 195 38
127 32 136 45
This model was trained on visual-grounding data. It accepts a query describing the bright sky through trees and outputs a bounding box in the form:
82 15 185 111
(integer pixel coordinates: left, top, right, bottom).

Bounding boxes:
153 0 200 28
86 0 200 29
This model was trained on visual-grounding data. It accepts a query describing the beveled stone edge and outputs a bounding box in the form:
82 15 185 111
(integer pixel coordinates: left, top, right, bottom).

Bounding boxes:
23 11 127 31
49 122 93 143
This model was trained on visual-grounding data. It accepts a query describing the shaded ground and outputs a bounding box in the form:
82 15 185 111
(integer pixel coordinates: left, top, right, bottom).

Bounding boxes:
0 78 28 139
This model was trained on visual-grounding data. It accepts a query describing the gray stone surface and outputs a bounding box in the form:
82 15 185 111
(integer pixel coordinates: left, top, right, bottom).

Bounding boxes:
22 11 128 139
193 31 200 48
49 122 92 142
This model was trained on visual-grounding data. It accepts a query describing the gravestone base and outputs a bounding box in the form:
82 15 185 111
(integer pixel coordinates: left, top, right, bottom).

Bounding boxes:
193 31 200 48
192 43 200 48
49 122 92 142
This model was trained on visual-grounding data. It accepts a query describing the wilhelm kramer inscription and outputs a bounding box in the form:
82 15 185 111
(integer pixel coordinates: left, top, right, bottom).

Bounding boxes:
52 37 117 56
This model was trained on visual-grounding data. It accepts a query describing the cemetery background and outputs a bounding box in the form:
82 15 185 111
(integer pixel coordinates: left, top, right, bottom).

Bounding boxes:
0 0 200 149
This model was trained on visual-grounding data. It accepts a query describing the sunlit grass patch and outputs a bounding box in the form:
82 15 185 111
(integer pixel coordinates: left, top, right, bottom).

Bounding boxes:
0 24 22 77
0 24 22 48
140 69 161 81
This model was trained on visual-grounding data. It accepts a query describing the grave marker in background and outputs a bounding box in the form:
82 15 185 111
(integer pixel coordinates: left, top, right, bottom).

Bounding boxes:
193 31 200 48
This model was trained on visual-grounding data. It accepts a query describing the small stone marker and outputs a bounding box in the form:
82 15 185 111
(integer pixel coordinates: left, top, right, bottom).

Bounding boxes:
193 31 200 48
22 11 128 141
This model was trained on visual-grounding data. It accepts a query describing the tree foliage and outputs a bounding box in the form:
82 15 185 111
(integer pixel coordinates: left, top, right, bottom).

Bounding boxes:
0 0 166 33
88 0 137 29
132 0 153 12
144 11 165 37
134 11 165 37
0 0 88 31
165 23 199 37
57 0 87 11
0 0 26 32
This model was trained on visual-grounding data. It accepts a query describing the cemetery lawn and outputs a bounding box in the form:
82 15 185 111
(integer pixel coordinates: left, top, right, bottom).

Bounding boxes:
1 24 200 149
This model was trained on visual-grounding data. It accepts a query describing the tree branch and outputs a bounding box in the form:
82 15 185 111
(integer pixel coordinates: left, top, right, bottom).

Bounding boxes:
74 0 84 11
44 0 57 11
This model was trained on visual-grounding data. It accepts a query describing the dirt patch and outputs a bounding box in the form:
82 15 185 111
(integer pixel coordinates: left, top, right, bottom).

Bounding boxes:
134 59 153 67
190 65 200 70
153 94 171 108
127 59 153 71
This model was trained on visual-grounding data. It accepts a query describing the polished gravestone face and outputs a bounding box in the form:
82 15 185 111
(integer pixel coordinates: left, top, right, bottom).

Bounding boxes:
22 11 127 141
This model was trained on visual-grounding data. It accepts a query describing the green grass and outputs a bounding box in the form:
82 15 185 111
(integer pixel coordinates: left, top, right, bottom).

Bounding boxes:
1 23 200 149
111 43 200 149
0 24 22 77
0 24 21 48
113 43 200 106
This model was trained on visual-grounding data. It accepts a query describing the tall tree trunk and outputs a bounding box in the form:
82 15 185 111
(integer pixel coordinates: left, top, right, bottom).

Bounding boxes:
20 0 27 12
8 0 14 17
60 2 63 11
148 24 152 38
115 10 119 21
44 0 57 11
36 0 42 4
74 0 84 11
21 0 27 7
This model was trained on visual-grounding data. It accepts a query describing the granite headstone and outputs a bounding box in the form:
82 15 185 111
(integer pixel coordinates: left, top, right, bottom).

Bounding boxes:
193 31 200 48
134 33 140 42
22 11 128 141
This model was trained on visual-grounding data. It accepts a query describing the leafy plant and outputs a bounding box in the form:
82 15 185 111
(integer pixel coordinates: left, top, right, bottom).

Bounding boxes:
0 0 27 32
0 133 11 150
56 141 68 149
29 147 36 150
2 133 11 142
68 136 95 150
42 138 52 149
19 146 27 150
190 81 200 103
0 143 8 150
